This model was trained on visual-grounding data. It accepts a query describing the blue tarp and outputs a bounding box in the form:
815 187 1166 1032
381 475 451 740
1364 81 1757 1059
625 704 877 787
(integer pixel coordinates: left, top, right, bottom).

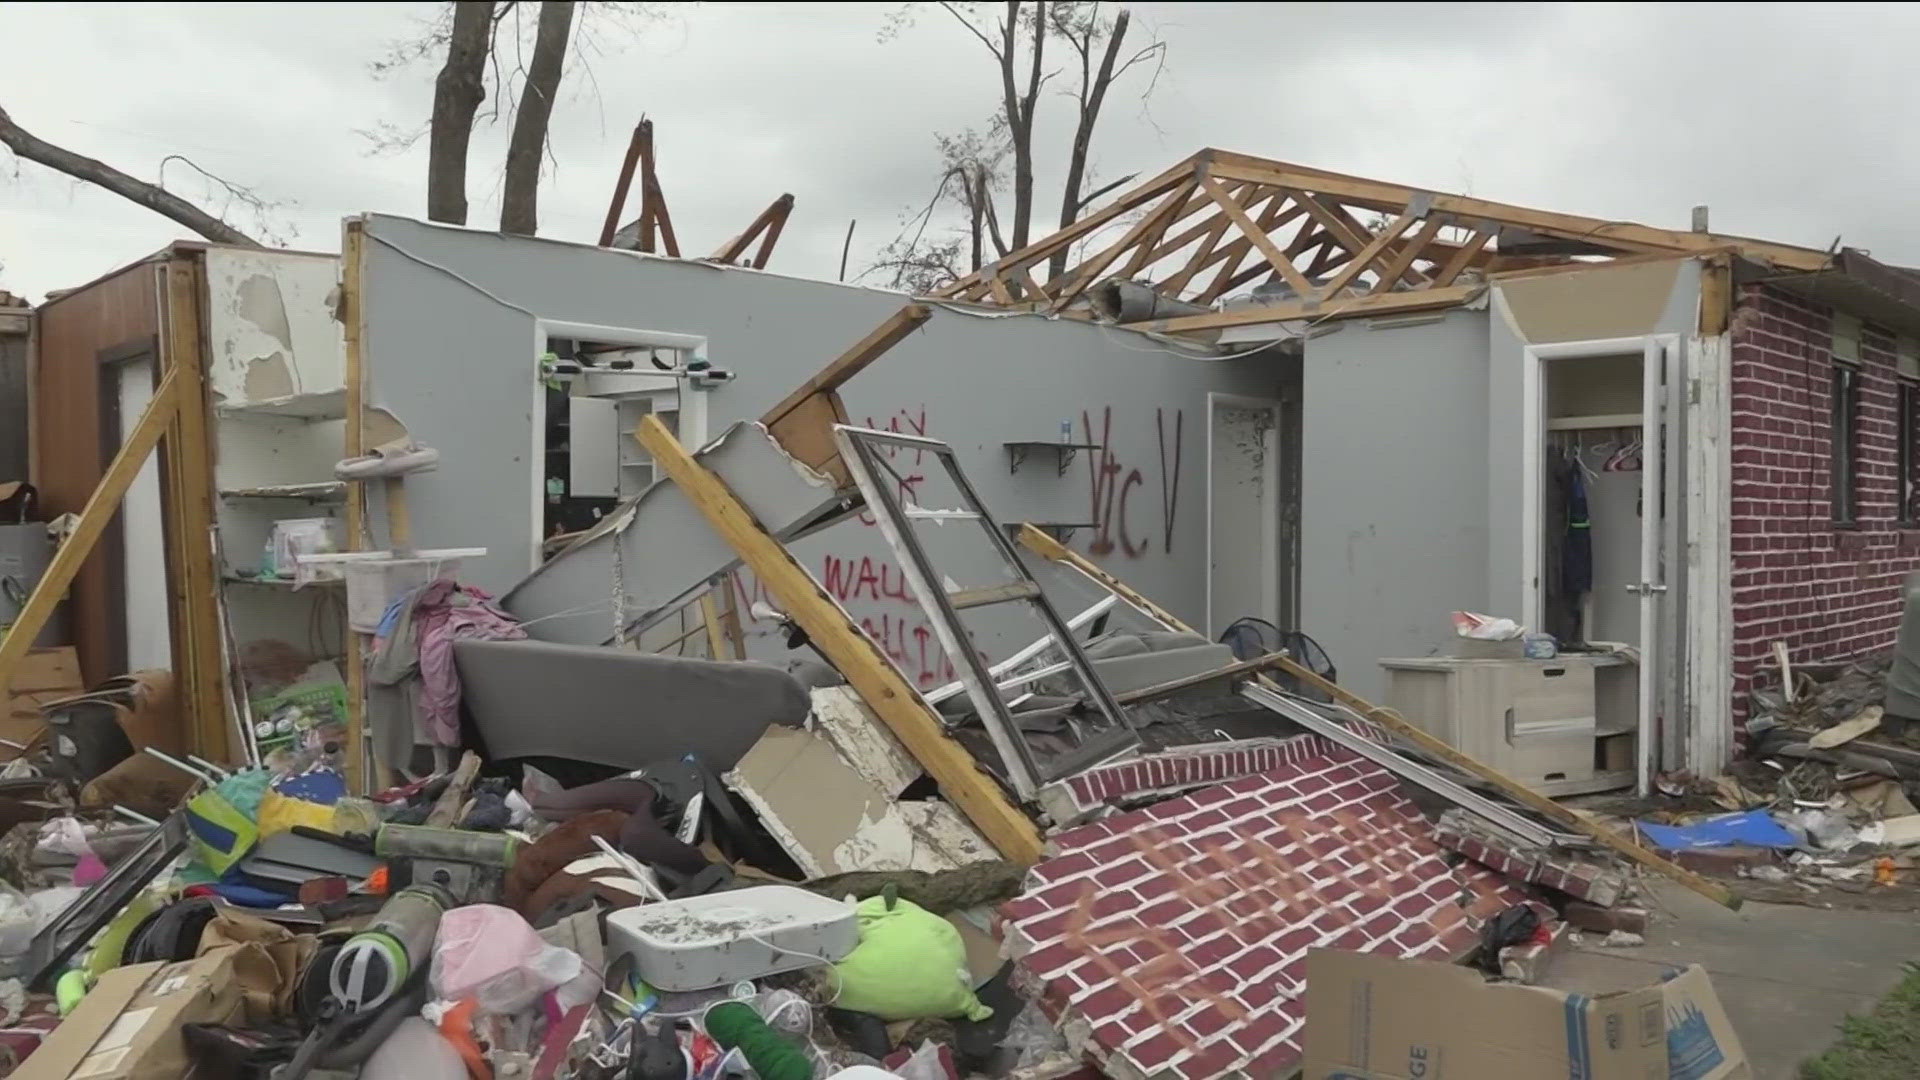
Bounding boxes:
1636 810 1799 850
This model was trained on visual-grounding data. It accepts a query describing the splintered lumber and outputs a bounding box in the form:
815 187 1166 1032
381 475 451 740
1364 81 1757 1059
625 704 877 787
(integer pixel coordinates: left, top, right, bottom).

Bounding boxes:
757 304 931 486
0 367 180 692
1013 522 1742 910
639 415 1043 864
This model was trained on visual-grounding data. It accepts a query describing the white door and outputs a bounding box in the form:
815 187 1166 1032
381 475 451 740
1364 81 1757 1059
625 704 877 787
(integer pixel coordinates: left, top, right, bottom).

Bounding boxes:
1207 394 1283 637
1524 336 1676 796
116 358 173 672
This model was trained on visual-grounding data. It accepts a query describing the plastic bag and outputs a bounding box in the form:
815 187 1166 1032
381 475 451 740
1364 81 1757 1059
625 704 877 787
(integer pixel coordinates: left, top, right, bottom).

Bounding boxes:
0 883 35 976
1002 1000 1070 1070
1451 611 1523 641
431 903 583 1015
274 518 338 587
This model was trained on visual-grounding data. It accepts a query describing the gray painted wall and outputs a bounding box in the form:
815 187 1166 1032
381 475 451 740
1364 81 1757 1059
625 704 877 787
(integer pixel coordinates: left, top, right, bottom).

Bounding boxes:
359 215 1282 685
1299 309 1492 699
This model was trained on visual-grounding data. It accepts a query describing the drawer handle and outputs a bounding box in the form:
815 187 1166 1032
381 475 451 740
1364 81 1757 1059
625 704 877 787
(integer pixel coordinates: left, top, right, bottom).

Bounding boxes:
1542 667 1565 677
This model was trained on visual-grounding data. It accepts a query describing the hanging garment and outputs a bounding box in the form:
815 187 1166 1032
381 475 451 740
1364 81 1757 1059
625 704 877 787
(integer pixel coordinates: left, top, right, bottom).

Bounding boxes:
413 580 525 747
1563 460 1594 611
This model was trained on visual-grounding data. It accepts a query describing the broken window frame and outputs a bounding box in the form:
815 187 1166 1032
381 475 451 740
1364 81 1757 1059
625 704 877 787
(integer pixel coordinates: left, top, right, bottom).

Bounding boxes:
834 425 1140 798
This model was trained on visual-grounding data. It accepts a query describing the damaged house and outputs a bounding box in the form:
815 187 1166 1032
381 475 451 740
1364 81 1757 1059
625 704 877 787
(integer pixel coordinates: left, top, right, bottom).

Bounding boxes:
0 145 1867 1078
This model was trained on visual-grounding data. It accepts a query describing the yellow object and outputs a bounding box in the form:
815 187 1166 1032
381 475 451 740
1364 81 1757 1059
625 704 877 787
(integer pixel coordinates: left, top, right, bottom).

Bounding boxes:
256 788 337 837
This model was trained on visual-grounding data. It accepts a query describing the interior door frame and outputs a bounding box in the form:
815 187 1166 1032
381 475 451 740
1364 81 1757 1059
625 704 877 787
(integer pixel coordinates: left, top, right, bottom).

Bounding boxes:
95 336 164 677
1521 333 1677 796
1205 392 1285 638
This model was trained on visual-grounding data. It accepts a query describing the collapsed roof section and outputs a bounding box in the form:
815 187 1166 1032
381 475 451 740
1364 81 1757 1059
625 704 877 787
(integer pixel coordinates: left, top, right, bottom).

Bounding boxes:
933 147 1837 336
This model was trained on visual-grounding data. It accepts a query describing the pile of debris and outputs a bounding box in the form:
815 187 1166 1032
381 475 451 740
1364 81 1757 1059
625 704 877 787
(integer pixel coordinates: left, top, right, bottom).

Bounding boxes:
0 311 1751 1080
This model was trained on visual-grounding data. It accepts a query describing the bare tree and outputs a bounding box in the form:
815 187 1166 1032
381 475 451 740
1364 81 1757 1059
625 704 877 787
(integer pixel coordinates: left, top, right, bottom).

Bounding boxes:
427 1 495 225
370 1 661 237
0 104 263 246
501 1 576 235
879 2 1164 289
1048 3 1162 278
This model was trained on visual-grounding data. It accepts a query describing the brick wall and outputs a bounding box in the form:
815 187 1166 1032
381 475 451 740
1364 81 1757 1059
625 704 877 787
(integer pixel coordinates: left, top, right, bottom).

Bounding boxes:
1729 284 1920 723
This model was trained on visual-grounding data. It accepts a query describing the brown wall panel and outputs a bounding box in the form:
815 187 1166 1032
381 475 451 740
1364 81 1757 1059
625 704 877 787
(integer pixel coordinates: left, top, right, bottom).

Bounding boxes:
32 258 162 684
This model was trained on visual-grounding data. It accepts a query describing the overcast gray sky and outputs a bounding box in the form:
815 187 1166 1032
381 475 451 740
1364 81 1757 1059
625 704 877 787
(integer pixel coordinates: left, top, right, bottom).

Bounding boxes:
4 2 1918 301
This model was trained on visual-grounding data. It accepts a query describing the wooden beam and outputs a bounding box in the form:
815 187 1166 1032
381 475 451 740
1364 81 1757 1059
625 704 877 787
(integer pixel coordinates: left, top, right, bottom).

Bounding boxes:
1430 228 1494 288
636 120 659 254
1314 210 1416 299
759 304 930 430
711 194 795 265
698 591 728 659
161 258 229 761
1014 523 1741 910
1699 252 1733 336
1200 174 1317 300
0 368 178 691
1292 192 1374 256
641 416 1043 863
750 195 793 270
1196 202 1310 304
1369 215 1447 294
341 218 369 789
933 156 1198 299
1050 179 1198 312
600 122 644 247
1207 152 1829 272
1123 283 1483 335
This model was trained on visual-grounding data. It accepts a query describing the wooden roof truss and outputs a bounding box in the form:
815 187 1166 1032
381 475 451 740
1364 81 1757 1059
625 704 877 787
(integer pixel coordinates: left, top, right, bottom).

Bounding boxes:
933 149 1832 335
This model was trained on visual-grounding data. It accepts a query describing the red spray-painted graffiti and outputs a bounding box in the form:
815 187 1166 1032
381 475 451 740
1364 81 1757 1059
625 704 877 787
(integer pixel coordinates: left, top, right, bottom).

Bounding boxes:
1080 406 1184 558
853 406 928 527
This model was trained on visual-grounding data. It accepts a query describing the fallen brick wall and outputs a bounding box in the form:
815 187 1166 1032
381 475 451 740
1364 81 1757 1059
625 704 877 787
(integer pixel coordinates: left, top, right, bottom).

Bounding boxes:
998 734 1521 1079
1730 284 1920 725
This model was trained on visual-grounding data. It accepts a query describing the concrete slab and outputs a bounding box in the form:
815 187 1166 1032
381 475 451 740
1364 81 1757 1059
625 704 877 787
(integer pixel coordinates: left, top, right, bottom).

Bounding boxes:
1541 880 1920 1078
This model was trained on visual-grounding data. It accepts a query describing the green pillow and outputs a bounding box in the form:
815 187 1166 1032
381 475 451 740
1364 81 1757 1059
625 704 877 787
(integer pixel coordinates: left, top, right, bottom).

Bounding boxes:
830 895 992 1022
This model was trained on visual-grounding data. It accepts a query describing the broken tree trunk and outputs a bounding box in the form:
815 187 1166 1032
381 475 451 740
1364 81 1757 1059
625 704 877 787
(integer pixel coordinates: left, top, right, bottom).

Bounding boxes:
0 105 258 247
427 0 493 226
500 0 576 236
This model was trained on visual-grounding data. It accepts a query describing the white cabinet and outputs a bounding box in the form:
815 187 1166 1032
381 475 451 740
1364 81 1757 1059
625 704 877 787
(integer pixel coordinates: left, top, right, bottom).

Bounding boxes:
1378 655 1636 796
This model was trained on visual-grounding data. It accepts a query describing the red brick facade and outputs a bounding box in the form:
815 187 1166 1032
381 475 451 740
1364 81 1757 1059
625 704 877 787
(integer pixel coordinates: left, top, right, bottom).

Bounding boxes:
1729 284 1920 723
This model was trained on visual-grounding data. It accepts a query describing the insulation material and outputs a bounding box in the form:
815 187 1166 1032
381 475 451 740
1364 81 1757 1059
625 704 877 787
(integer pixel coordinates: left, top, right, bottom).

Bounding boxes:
997 734 1522 1080
726 725 990 877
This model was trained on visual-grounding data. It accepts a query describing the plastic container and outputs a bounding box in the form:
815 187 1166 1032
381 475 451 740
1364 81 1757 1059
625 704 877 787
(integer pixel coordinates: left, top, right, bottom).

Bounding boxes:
298 548 486 632
604 885 857 991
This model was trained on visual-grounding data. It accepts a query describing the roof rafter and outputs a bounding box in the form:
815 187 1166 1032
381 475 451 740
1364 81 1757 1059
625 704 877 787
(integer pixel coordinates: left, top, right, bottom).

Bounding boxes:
932 147 1834 335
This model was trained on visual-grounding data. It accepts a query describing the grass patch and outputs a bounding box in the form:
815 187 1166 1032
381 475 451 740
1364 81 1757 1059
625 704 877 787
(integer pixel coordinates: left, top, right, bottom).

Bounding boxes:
1803 963 1920 1079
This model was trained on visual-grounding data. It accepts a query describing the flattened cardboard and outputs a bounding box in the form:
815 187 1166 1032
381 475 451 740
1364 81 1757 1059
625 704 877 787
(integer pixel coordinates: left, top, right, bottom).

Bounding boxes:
16 943 277 1080
1303 949 1748 1080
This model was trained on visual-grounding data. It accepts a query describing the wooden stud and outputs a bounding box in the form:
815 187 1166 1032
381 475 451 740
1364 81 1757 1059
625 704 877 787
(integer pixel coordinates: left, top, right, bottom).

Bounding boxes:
758 304 931 485
0 369 178 690
341 218 370 790
698 591 728 659
161 258 229 761
1699 252 1733 337
720 572 749 659
1014 523 1741 911
711 194 796 266
1124 283 1483 334
637 120 659 254
641 416 1043 863
1201 175 1317 299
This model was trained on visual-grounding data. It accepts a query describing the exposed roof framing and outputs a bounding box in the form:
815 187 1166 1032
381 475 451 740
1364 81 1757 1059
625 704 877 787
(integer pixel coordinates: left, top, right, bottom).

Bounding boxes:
933 148 1835 335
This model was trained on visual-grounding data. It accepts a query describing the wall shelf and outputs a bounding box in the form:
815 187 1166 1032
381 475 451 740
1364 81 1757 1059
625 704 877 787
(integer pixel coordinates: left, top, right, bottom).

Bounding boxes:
1005 441 1102 476
221 572 344 589
1546 413 1643 432
219 482 347 502
218 387 347 421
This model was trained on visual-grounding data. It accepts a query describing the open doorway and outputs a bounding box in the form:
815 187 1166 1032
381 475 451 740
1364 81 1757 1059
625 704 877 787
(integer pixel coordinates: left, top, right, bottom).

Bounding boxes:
1206 393 1287 639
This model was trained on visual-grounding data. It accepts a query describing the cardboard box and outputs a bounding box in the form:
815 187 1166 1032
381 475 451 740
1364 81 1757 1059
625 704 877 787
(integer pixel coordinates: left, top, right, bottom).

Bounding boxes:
1303 949 1749 1080
0 646 82 760
16 943 278 1079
